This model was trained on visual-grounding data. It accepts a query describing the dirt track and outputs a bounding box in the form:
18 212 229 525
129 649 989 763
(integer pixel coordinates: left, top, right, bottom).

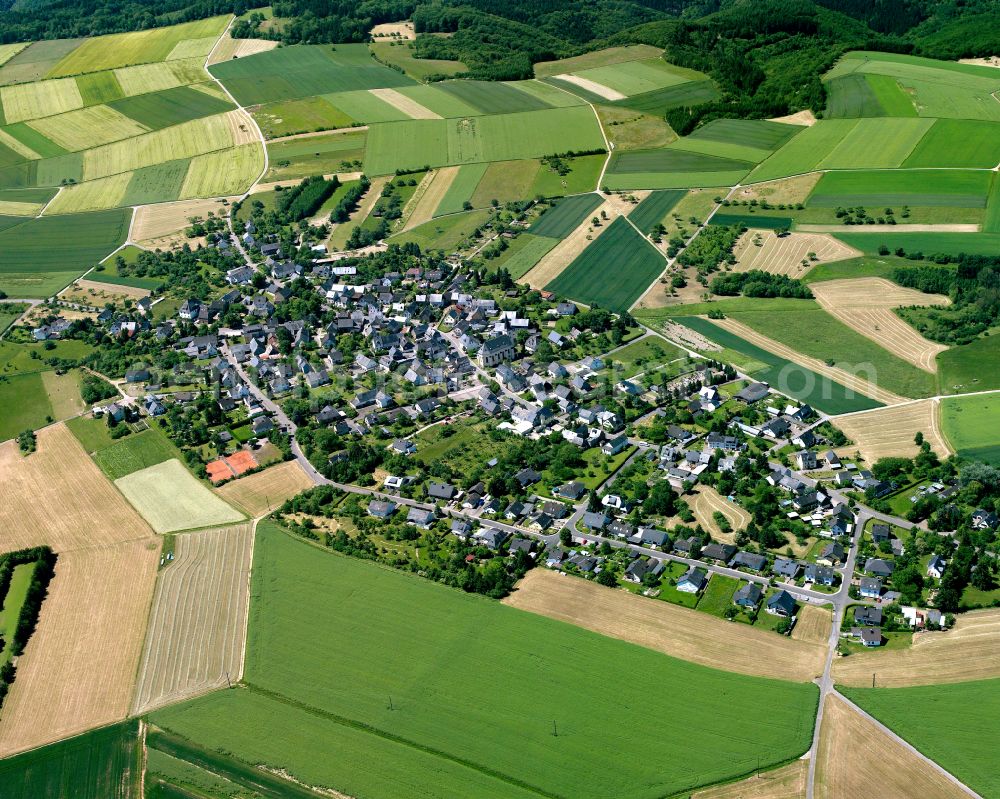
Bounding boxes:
832 608 1000 687
833 399 951 463
690 485 749 541
815 694 967 799
132 523 254 714
0 538 160 757
811 278 949 372
503 570 825 682
711 316 908 406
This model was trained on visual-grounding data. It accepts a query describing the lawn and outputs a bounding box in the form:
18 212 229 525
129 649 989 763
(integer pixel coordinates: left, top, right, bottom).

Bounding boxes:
603 334 685 378
649 315 883 415
150 525 819 799
0 720 141 799
547 217 665 312
940 393 1000 465
628 189 686 233
92 426 184 480
530 193 603 238
66 414 118 453
841 680 1000 799
0 208 130 298
696 574 741 618
210 44 416 106
114 458 245 533
414 421 517 475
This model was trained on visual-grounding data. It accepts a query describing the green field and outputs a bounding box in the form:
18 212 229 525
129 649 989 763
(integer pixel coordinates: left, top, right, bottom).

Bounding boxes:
0 720 141 798
115 458 244 533
0 372 53 441
391 209 491 253
265 130 366 182
370 41 467 82
986 174 1000 233
530 193 603 238
530 153 604 197
109 85 233 130
469 159 543 208
940 393 1000 464
0 561 36 664
434 162 490 216
628 188 686 233
690 118 800 149
363 107 605 175
75 70 125 105
841 681 1000 799
834 231 1000 257
91 426 184 480
645 314 883 414
824 72 917 118
255 94 358 138
393 84 481 118
0 208 129 297
902 119 1000 168
210 44 415 106
121 159 190 206
437 80 553 114
746 120 859 182
612 79 719 115
151 525 818 799
818 118 934 169
604 145 753 190
807 169 991 208
547 217 664 312
710 212 792 229
502 234 559 278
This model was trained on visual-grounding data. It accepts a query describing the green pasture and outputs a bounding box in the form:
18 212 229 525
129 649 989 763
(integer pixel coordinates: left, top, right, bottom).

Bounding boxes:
642 313 883 414
824 73 917 118
604 334 685 378
392 209 491 253
92 426 184 480
0 372 53 441
610 147 752 175
530 193 603 238
469 159 541 208
818 118 934 169
533 45 664 78
903 119 1000 168
501 234 559 279
151 525 818 799
35 151 84 186
437 80 553 114
210 44 415 106
66 414 119 454
530 153 604 197
547 217 664 312
807 169 991 208
395 84 481 118
628 188 686 233
0 720 141 799
3 123 68 158
690 118 800 150
370 41 467 82
575 58 693 95
256 96 357 138
940 393 1000 464
613 79 719 115
121 158 189 206
668 136 773 165
0 208 129 297
986 175 1000 233
0 562 35 664
109 84 233 130
0 338 93 377
265 130 365 182
322 89 408 124
834 231 1000 257
434 162 489 216
746 120 858 182
363 106 604 175
841 681 1000 799
710 212 791 229
75 70 125 105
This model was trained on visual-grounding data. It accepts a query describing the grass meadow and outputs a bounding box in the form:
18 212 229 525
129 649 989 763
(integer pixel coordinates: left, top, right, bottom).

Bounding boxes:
115 458 244 533
835 231 1000 257
806 169 991 208
500 234 559 278
434 162 489 215
940 393 1000 465
265 130 365 182
841 681 1000 799
547 217 665 312
0 720 141 799
628 188 686 233
151 525 819 799
91 425 184 480
0 372 51 441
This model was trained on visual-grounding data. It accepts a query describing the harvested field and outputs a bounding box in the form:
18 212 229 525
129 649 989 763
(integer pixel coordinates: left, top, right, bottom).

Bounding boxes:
553 73 626 101
0 423 155 553
215 460 314 517
72 277 150 299
369 87 440 119
733 230 858 277
832 608 1000 687
522 200 614 289
693 761 806 799
207 36 278 66
768 110 816 126
132 197 230 248
712 316 907 406
115 458 244 533
503 569 826 682
691 484 749 541
370 21 416 40
132 523 255 714
791 604 832 645
815 694 967 799
181 143 263 199
0 538 160 757
40 369 85 420
28 105 149 152
811 277 949 372
406 166 458 228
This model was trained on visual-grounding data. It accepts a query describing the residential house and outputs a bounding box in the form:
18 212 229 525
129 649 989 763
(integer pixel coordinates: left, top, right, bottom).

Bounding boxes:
817 542 845 567
804 563 836 586
772 558 801 580
676 567 708 593
426 482 456 502
702 542 737 564
854 606 882 626
624 557 664 584
367 500 396 519
732 551 767 572
859 577 882 599
766 590 796 617
406 507 436 528
927 554 947 580
864 558 894 579
733 582 762 609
